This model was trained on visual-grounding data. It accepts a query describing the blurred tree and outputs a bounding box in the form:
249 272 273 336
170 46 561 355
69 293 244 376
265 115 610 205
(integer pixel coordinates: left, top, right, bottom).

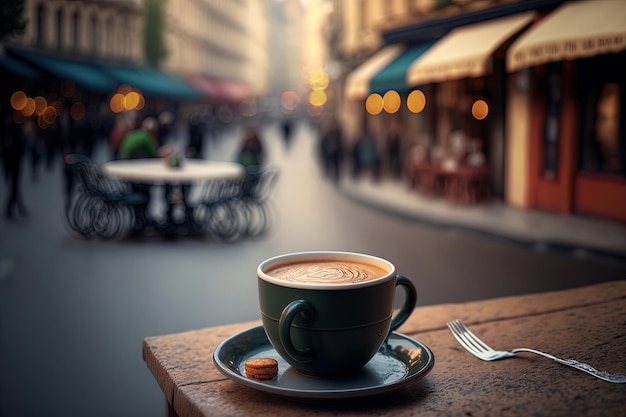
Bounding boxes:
0 0 26 42
144 0 168 67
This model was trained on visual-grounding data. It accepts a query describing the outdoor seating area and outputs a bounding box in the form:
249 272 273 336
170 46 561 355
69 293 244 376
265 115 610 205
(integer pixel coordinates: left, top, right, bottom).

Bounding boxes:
404 135 490 205
64 154 279 242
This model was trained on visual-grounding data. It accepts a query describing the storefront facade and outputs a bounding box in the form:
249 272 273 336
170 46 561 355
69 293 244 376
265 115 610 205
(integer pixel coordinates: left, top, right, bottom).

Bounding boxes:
507 0 626 222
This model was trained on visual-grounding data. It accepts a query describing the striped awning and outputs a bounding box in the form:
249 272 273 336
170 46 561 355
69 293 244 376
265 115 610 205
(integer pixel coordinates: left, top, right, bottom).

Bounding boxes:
344 45 405 100
507 0 626 71
407 12 536 85
369 42 434 94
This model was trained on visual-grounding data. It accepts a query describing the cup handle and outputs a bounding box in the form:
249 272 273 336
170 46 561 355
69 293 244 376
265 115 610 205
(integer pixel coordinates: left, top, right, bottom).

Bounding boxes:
279 299 315 363
389 275 417 332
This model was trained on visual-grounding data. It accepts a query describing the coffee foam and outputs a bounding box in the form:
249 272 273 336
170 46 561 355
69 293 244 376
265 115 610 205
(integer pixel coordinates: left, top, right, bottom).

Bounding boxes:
266 260 388 285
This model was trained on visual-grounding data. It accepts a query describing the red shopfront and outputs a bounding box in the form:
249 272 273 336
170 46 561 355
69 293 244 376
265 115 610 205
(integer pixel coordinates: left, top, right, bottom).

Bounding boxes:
509 0 626 223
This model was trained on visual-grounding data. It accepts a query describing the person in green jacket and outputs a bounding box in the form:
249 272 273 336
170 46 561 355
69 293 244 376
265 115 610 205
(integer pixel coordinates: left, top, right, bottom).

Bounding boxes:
118 117 172 234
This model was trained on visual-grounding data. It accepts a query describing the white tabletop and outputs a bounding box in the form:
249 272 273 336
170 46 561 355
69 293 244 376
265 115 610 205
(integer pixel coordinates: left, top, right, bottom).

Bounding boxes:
102 159 245 185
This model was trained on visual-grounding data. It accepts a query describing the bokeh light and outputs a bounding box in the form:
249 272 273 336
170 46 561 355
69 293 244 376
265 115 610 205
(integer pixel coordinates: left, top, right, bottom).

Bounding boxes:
281 90 299 112
407 90 426 113
309 89 327 107
239 99 258 118
472 99 489 120
309 68 329 90
110 93 124 113
365 93 383 115
22 97 36 117
10 91 27 111
71 102 86 120
123 91 141 111
41 106 57 124
383 90 401 114
34 96 47 116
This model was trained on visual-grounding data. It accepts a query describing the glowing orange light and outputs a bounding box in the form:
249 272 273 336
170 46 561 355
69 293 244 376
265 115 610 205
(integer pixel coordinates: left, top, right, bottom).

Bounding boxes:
33 96 47 116
123 91 141 111
117 84 133 94
110 93 125 113
383 90 401 114
472 99 489 120
407 90 426 113
71 102 86 121
22 98 36 117
10 91 28 111
365 93 383 115
41 106 57 124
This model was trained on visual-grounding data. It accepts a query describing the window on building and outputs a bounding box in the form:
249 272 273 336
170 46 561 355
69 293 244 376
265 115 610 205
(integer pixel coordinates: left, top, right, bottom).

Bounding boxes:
106 17 114 56
579 53 626 177
542 62 563 180
72 11 80 51
36 4 47 48
56 9 64 51
91 14 98 54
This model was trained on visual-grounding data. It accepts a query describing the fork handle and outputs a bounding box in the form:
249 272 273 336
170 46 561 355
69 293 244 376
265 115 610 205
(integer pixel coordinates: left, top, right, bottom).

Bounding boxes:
511 348 626 384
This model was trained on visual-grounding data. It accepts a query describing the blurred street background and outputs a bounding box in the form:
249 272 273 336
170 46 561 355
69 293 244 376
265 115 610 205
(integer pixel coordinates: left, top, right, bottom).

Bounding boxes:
1 1 625 416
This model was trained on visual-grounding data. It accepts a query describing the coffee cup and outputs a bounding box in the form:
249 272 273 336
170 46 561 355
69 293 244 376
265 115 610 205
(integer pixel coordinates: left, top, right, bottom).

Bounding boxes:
257 251 417 376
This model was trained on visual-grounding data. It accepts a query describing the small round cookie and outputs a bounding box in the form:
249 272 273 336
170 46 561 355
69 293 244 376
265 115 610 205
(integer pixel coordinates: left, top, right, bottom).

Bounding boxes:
244 357 278 380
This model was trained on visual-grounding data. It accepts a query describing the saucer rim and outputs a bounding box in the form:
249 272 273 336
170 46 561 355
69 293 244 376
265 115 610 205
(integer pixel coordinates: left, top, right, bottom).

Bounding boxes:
212 325 435 400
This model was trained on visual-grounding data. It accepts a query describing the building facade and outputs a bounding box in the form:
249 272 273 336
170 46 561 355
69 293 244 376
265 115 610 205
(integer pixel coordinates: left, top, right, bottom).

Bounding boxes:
162 0 270 98
335 0 626 222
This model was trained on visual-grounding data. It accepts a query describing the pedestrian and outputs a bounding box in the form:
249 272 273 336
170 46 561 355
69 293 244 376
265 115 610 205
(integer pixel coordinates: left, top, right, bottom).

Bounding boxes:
281 119 293 150
236 127 265 198
1 114 29 220
352 128 380 181
319 117 344 183
157 111 176 147
118 117 173 233
62 111 96 209
23 118 42 182
387 124 402 179
109 113 134 159
236 127 264 171
186 113 204 159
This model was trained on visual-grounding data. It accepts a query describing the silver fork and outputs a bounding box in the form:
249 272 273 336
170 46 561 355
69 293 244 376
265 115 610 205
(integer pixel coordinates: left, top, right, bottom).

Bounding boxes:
447 319 626 384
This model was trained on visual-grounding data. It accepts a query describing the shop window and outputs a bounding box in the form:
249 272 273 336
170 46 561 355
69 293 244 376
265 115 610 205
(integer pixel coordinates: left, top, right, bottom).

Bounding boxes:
595 84 622 171
579 53 625 177
542 62 562 180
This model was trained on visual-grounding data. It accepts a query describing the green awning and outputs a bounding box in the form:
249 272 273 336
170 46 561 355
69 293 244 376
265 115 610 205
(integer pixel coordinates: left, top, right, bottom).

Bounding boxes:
370 42 434 94
8 48 118 93
0 53 43 80
103 65 202 101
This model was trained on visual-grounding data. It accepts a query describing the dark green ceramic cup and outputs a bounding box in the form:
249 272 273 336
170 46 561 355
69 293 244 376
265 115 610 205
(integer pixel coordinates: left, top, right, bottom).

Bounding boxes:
257 251 417 376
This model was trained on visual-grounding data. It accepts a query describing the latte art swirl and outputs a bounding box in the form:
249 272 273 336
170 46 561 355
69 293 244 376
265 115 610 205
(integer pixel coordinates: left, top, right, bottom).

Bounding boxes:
266 260 388 284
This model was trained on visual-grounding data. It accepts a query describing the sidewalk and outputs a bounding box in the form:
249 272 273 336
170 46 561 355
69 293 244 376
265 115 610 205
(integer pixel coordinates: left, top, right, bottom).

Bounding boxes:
339 176 626 261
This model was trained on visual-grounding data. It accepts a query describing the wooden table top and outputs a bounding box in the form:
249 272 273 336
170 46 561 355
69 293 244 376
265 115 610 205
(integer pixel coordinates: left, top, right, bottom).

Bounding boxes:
143 281 626 417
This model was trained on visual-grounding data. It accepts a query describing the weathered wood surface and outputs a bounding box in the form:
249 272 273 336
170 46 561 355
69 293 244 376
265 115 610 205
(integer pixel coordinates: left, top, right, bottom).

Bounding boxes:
143 281 626 417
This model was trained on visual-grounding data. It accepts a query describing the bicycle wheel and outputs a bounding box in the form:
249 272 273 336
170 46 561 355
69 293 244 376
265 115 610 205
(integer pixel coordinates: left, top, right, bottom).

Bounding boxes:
92 201 123 240
241 198 268 238
207 198 243 243
72 193 98 238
